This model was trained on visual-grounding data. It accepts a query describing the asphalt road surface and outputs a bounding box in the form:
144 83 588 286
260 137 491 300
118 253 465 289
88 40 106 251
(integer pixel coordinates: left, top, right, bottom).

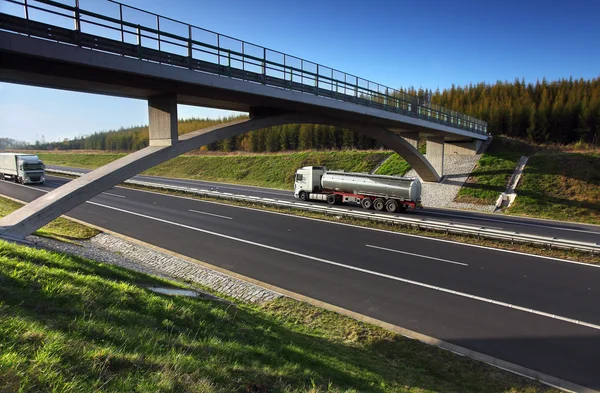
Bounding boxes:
47 165 600 245
2 176 600 389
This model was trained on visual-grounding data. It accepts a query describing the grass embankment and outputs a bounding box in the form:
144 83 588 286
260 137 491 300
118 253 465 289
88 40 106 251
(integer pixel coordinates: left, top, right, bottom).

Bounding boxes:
509 152 600 224
38 151 398 189
0 196 98 241
455 137 531 205
0 240 557 392
373 154 411 176
454 137 600 225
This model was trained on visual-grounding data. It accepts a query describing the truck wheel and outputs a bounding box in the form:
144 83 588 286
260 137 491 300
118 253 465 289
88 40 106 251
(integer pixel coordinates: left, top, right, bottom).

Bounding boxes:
385 199 399 213
373 198 385 211
326 194 337 205
299 191 308 201
360 198 373 210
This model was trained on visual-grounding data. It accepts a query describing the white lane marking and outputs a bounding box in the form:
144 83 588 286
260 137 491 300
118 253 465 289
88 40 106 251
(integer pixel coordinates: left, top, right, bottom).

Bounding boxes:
424 210 600 234
108 184 600 269
16 180 600 269
77 200 600 331
102 192 125 198
188 209 232 220
366 244 468 266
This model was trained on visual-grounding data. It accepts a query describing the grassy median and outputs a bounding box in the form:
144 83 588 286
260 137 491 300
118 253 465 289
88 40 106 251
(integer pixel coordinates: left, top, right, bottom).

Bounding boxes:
0 240 558 392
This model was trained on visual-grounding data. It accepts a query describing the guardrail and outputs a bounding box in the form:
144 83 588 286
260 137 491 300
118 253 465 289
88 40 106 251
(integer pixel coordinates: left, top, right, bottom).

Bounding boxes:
47 168 600 254
0 0 488 135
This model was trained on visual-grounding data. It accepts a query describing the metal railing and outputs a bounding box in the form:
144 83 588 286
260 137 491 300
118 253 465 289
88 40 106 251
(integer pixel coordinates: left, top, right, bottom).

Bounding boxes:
1 0 488 135
48 168 599 254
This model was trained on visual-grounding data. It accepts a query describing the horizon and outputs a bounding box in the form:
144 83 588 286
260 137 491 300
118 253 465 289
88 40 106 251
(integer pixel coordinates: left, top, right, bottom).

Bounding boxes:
1 0 599 143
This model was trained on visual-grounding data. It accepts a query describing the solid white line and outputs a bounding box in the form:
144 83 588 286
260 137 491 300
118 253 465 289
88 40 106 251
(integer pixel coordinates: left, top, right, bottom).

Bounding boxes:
425 210 599 234
76 200 600 331
102 192 125 198
188 209 232 220
366 244 468 266
106 184 600 269
7 183 600 329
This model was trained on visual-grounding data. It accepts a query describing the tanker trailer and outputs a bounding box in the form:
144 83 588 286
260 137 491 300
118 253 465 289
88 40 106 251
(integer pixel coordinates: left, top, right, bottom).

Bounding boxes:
293 166 422 212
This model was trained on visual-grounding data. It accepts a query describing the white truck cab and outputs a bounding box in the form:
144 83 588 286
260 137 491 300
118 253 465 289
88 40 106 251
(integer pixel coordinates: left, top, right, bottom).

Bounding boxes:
294 166 326 199
0 153 46 184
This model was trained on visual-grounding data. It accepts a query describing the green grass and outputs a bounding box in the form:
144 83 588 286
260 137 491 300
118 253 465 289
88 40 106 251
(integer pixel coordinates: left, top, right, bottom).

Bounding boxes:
37 153 126 170
455 137 533 205
38 151 393 190
374 154 411 176
0 196 99 241
0 240 557 393
508 152 600 224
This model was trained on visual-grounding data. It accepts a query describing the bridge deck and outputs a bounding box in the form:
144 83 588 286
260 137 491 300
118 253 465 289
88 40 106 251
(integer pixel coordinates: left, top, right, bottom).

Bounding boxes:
0 0 487 140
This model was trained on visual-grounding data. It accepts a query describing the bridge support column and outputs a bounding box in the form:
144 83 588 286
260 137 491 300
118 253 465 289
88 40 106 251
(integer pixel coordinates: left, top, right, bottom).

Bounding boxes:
149 94 178 146
426 136 445 179
402 132 419 149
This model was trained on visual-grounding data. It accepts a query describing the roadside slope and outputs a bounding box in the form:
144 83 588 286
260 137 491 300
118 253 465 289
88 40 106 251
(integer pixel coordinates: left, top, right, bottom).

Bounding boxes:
37 151 393 189
0 240 559 392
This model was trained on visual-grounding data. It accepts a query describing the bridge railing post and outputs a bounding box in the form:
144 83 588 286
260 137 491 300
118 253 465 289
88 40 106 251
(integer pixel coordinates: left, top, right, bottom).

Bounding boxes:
23 0 31 36
119 4 124 44
136 24 141 57
217 34 220 67
73 0 81 46
156 15 161 54
262 47 266 84
187 24 192 68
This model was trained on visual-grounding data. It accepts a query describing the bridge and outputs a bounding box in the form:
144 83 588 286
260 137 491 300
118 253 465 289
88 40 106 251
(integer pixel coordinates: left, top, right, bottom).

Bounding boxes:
0 0 488 239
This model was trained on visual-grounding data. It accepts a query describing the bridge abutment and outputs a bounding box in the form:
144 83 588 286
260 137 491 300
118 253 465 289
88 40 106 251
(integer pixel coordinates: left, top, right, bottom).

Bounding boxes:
149 94 179 147
444 139 483 155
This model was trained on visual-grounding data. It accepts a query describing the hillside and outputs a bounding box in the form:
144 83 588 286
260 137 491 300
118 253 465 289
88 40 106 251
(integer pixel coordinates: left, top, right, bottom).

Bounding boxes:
454 137 600 224
37 150 407 189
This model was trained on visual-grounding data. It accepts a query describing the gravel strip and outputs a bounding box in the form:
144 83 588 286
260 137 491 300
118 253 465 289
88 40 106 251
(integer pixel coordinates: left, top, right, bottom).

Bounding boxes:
406 154 496 212
25 233 281 304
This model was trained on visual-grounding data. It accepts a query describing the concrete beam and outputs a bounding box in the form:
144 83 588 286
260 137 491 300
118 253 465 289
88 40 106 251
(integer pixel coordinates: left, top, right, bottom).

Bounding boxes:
0 112 443 240
325 121 439 182
426 136 445 179
148 94 178 146
0 115 305 239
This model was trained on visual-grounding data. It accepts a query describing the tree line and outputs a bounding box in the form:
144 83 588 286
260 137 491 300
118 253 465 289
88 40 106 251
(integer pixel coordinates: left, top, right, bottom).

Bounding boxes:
25 76 600 152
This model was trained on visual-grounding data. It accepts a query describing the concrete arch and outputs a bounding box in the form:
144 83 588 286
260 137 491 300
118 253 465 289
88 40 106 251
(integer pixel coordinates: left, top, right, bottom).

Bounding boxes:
305 119 440 182
0 112 439 240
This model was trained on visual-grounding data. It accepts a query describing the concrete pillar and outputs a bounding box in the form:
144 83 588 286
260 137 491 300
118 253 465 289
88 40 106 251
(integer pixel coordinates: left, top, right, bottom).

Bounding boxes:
402 132 419 149
149 94 178 146
426 136 445 179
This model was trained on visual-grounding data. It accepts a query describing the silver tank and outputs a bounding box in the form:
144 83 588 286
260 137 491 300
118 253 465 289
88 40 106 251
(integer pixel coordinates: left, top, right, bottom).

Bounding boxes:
321 171 421 202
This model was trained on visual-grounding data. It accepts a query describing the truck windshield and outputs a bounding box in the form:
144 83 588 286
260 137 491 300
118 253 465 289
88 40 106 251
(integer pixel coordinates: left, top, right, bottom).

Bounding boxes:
23 163 44 170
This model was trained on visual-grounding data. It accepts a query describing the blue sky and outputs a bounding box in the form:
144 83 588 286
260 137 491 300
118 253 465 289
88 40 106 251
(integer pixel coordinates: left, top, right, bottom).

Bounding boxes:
1 0 599 143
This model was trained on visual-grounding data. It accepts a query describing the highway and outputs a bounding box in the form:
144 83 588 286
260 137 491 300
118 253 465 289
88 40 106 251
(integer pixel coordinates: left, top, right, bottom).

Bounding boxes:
1 176 600 389
48 165 600 244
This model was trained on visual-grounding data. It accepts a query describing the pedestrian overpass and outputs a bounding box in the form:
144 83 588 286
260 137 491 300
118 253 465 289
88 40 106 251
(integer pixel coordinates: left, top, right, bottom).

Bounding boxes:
0 0 489 239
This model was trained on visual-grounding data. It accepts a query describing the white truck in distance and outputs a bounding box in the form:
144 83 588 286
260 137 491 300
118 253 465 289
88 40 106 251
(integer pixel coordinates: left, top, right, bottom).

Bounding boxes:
0 153 46 184
294 166 422 212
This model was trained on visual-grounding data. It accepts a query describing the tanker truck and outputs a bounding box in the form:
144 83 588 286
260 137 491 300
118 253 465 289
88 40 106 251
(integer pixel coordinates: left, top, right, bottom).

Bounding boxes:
0 153 46 184
293 166 422 212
